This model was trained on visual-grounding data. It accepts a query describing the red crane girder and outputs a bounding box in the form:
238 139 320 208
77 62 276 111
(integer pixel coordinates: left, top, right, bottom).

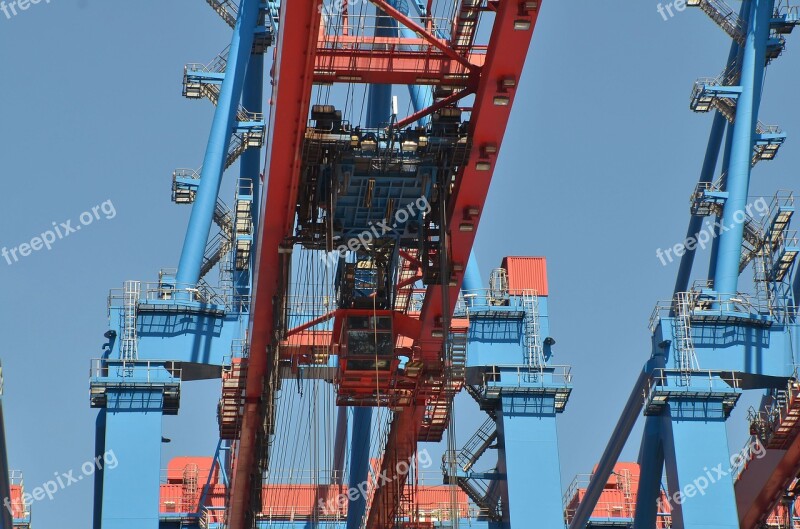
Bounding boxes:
227 0 323 525
364 0 542 525
236 0 542 525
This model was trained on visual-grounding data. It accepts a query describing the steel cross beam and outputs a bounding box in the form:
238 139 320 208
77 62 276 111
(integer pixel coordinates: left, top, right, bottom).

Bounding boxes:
364 0 542 526
226 0 323 525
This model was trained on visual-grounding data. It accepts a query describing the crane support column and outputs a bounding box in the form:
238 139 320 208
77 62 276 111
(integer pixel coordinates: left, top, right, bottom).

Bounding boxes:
461 258 571 527
176 0 260 287
90 361 179 529
660 392 740 529
496 390 565 527
712 0 774 295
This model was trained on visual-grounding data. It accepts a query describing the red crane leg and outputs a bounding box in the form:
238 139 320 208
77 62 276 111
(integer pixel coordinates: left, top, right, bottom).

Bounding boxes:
365 406 426 528
227 0 323 525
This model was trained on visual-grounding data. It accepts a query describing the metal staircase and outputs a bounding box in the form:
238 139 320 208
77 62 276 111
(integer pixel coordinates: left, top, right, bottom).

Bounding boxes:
740 214 766 272
443 468 501 521
204 0 238 28
219 343 248 439
418 326 468 442
454 417 497 473
182 48 266 168
688 0 746 44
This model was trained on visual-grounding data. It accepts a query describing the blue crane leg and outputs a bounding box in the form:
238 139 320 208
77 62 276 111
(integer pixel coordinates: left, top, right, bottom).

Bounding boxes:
99 390 164 529
497 394 564 528
673 112 727 296
708 123 735 278
463 251 483 292
662 400 739 528
676 0 744 295
175 0 261 287
712 0 774 296
236 53 264 297
332 407 348 485
633 416 665 529
93 409 107 529
345 408 372 529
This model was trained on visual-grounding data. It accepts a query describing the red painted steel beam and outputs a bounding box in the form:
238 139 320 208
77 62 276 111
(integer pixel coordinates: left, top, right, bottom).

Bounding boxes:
394 88 474 129
364 1 542 526
227 0 323 525
314 46 484 87
737 440 800 528
417 0 541 362
285 311 337 337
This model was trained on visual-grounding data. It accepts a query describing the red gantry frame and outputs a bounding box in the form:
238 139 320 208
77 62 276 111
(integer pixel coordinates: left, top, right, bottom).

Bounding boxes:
227 0 542 526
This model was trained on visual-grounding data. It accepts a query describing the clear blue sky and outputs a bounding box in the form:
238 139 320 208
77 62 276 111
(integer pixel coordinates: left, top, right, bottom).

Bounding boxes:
1 1 799 527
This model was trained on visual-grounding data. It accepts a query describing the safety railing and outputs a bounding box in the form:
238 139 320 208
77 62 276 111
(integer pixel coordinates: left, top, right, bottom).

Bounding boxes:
90 359 181 385
108 279 249 313
479 364 572 387
649 291 770 332
563 473 637 522
455 288 540 313
646 369 741 397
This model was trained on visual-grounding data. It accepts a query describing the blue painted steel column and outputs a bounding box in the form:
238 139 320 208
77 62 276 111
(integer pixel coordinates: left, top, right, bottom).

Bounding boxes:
176 0 260 287
345 408 371 529
236 52 264 298
712 0 774 296
634 417 665 529
93 409 107 529
633 349 667 529
331 407 348 484
676 0 744 293
708 123 735 279
674 112 727 295
462 251 483 292
496 394 564 528
661 399 739 529
99 390 164 529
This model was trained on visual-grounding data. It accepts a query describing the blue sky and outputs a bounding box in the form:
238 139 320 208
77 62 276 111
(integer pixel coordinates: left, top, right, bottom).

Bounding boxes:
1 0 799 527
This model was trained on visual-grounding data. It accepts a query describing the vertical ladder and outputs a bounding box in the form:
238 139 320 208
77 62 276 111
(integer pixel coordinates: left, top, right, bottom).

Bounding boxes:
121 281 140 360
182 463 199 513
521 290 544 369
673 292 699 385
620 469 633 518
